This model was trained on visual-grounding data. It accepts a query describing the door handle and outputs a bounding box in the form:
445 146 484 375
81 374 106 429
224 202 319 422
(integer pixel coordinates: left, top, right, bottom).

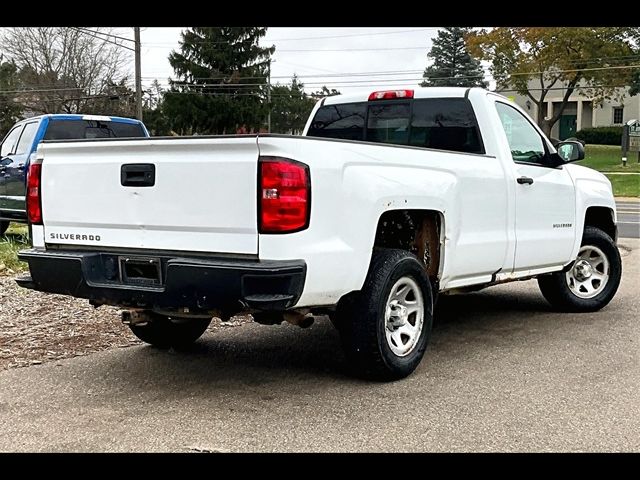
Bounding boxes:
121 163 156 187
517 176 534 185
17 163 25 170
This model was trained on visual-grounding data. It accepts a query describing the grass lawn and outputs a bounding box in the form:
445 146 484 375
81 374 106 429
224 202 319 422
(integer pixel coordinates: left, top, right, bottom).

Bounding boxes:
603 174 640 198
577 145 640 197
578 145 640 173
0 223 29 273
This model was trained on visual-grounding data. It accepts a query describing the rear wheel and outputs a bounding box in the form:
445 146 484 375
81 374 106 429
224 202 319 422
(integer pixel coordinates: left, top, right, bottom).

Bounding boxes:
538 226 621 312
0 221 8 236
129 312 211 349
335 248 433 381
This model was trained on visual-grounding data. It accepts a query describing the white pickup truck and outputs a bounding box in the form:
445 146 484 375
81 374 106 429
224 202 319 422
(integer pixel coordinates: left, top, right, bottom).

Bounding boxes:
17 87 621 380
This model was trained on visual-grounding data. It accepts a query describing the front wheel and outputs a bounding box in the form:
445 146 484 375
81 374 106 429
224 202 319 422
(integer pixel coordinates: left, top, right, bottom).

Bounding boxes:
335 248 433 381
538 226 622 312
0 221 8 236
129 312 211 349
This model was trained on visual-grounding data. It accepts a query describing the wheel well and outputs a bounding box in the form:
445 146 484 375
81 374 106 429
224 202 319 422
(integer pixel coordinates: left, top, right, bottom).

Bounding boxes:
584 207 616 240
373 210 443 284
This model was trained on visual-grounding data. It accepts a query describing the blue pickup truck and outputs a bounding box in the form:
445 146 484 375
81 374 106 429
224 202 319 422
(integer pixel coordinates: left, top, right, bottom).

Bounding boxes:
0 114 149 235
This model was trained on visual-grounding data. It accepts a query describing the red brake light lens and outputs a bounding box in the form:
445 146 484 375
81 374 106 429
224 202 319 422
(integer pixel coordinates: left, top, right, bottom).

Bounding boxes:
368 89 414 101
26 162 43 225
259 157 310 233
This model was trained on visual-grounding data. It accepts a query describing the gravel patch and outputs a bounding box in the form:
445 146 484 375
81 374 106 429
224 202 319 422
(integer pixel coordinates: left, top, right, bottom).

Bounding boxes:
0 275 250 370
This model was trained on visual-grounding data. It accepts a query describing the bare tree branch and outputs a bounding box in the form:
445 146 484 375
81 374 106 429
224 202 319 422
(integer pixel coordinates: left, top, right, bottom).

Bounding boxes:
0 27 131 114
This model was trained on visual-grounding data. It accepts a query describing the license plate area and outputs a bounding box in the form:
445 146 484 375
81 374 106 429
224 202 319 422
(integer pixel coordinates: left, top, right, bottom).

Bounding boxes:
119 256 162 286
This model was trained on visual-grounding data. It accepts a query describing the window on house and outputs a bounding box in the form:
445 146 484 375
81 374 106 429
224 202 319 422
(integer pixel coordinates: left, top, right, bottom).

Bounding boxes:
613 107 624 125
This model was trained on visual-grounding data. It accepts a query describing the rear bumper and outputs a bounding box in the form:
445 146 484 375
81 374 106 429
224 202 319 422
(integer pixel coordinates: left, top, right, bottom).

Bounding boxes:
17 248 306 313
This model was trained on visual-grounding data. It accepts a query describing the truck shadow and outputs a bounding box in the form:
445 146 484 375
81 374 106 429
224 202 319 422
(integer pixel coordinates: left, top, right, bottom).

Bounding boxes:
98 284 567 393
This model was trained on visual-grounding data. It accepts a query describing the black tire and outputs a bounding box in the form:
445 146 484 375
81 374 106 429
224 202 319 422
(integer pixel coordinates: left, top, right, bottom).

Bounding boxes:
129 312 211 349
335 248 433 381
0 221 8 236
538 226 622 312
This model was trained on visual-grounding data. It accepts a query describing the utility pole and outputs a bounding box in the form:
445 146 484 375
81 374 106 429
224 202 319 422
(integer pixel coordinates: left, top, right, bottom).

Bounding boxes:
134 27 143 121
267 58 271 133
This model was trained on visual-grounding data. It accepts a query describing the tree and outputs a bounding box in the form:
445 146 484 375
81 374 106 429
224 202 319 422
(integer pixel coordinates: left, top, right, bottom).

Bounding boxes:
468 27 639 136
142 80 172 136
420 27 487 88
270 75 316 134
164 27 274 135
81 79 136 117
0 27 130 114
0 57 23 138
631 70 640 97
144 80 165 110
310 86 340 100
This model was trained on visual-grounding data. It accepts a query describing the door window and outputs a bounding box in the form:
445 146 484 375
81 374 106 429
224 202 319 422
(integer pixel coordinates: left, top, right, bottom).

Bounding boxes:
1 126 24 157
15 122 39 155
495 102 547 166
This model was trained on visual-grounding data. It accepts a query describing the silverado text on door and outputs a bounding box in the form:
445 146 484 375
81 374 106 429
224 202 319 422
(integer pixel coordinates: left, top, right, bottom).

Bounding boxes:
17 88 621 380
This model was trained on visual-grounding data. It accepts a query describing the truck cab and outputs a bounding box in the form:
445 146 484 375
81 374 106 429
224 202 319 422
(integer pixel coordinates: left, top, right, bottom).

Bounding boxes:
0 114 149 235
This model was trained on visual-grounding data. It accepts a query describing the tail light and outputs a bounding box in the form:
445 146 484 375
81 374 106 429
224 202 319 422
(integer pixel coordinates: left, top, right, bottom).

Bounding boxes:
26 162 43 225
259 157 310 233
368 89 414 101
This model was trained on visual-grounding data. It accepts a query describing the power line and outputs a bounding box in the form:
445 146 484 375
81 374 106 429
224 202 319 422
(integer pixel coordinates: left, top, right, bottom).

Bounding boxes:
0 87 85 94
162 83 635 97
278 47 428 52
270 28 440 41
74 27 135 44
143 28 440 46
69 27 135 52
161 63 640 88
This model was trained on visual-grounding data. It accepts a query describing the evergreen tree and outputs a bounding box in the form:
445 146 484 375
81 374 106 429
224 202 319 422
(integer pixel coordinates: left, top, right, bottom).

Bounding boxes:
142 80 172 136
270 75 316 135
420 28 487 88
0 57 23 138
164 27 274 135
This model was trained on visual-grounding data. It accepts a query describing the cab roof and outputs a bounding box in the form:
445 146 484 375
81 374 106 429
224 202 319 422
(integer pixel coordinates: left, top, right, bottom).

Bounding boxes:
322 86 495 105
16 114 143 125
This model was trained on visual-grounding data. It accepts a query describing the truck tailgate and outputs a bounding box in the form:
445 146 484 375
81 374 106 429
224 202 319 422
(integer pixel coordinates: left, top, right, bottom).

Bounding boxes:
39 136 259 254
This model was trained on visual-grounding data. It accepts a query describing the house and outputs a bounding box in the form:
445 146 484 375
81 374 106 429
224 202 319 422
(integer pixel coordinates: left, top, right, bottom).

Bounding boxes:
498 80 640 140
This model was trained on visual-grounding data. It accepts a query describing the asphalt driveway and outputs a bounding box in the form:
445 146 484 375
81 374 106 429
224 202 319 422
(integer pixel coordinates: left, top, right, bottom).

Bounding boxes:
0 240 638 452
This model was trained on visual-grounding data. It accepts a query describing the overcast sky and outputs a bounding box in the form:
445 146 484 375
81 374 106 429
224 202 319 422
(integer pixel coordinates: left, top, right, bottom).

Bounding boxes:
132 27 450 94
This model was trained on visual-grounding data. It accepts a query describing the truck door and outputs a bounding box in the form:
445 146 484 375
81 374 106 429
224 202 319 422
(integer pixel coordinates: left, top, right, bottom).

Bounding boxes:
4 121 39 213
494 101 576 272
0 125 25 211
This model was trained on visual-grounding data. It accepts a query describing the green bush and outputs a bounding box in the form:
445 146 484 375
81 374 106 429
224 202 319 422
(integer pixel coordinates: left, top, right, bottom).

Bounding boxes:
575 126 623 146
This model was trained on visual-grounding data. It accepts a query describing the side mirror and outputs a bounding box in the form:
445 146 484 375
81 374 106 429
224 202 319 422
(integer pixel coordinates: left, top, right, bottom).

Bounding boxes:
556 140 585 163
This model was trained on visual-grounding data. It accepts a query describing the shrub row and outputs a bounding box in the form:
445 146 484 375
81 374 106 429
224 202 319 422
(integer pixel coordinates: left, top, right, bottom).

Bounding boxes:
575 127 623 146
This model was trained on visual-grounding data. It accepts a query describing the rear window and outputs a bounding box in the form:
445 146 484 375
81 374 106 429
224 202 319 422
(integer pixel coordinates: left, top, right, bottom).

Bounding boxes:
44 120 145 140
306 103 366 140
307 97 484 154
409 98 483 154
367 103 410 146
